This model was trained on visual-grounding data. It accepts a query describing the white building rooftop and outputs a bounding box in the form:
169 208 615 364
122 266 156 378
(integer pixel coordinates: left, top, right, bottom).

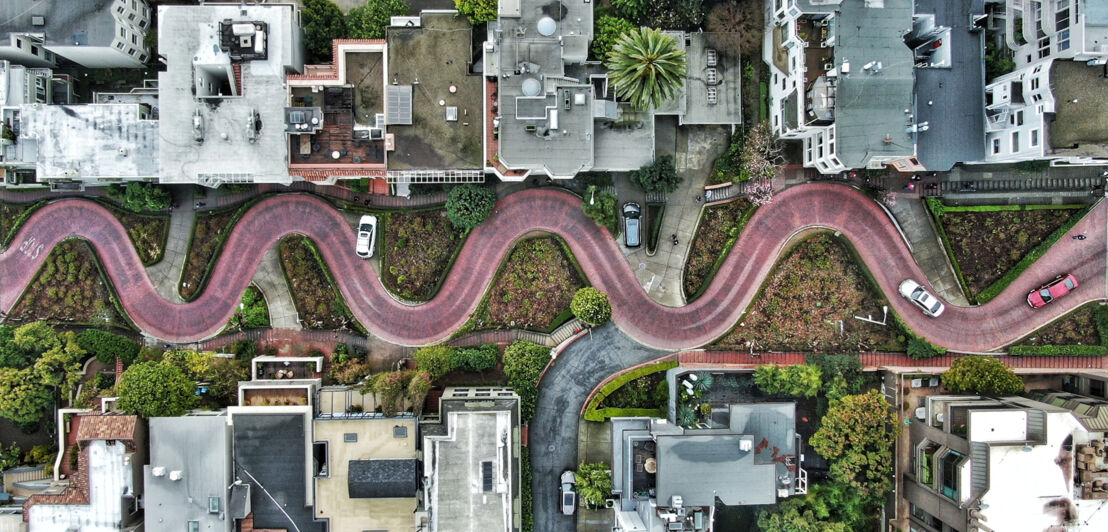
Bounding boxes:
26 440 134 532
19 103 158 180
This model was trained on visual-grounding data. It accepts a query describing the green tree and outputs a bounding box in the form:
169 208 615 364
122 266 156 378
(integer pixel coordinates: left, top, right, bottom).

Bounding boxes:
629 155 682 193
942 356 1024 395
445 184 498 229
370 370 407 416
347 0 410 40
592 16 636 61
0 326 33 368
75 329 141 365
302 0 347 62
605 27 686 110
754 364 822 398
503 341 551 421
611 0 649 21
414 345 456 381
12 321 60 354
582 186 619 236
116 362 198 418
0 368 55 427
33 333 85 399
757 483 859 532
575 462 613 508
407 371 432 415
809 390 900 501
107 182 172 212
206 358 248 407
571 287 612 325
454 0 497 24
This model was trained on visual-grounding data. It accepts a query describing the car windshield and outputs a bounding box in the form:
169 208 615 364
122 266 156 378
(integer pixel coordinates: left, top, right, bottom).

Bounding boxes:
912 287 925 299
1039 289 1053 302
359 223 373 231
930 302 942 313
1063 278 1075 290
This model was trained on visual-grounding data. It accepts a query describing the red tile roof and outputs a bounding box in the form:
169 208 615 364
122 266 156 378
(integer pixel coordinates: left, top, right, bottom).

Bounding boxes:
76 414 138 444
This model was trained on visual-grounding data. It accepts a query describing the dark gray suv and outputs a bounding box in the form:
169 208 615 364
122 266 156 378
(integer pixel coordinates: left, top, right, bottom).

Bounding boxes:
623 202 641 248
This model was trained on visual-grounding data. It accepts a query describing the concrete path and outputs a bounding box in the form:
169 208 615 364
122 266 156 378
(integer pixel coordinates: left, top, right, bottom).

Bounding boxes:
628 126 731 306
250 243 301 330
2 185 1104 351
887 197 970 306
145 186 194 303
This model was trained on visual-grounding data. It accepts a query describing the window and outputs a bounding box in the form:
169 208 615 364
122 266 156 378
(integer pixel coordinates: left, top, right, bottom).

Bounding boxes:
1091 379 1106 398
128 49 136 56
992 138 1001 154
1011 131 1020 151
1016 110 1024 126
131 34 137 44
15 38 21 49
116 42 124 49
139 54 146 62
344 433 357 443
120 28 126 38
208 497 220 513
187 522 199 532
1031 77 1040 90
1031 129 1039 147
939 450 966 500
30 45 38 56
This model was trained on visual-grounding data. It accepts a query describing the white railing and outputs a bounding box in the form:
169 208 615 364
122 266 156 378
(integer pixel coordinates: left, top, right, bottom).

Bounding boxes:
795 467 809 494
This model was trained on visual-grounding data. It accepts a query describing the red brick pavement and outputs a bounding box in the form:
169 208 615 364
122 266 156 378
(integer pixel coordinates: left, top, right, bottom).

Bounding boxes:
1 185 1104 352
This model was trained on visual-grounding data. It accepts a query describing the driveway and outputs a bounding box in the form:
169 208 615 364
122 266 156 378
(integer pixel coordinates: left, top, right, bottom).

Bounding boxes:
529 325 666 532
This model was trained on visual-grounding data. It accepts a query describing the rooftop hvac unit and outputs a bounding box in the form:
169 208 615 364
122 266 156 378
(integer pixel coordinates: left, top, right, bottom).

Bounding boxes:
152 467 166 477
705 48 717 67
169 470 183 481
706 87 718 105
231 23 255 37
31 16 45 27
670 495 683 509
740 439 753 452
705 68 719 86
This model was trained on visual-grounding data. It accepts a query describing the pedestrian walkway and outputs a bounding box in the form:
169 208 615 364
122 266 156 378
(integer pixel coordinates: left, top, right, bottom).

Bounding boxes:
200 181 448 211
678 350 1108 370
145 187 194 303
449 318 586 348
251 243 301 330
887 197 969 305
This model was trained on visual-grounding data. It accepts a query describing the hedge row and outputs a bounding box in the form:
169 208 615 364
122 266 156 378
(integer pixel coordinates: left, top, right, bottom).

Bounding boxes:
687 203 760 301
1008 345 1108 356
586 407 666 421
583 360 677 422
940 203 1085 213
1 200 47 247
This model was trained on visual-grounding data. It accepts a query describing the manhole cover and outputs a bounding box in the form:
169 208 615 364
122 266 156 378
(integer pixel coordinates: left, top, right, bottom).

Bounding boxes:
548 444 556 452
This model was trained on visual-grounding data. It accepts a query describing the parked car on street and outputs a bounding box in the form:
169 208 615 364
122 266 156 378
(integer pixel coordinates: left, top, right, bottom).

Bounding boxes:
623 202 641 248
898 279 945 318
355 215 377 258
1027 274 1078 308
560 470 577 515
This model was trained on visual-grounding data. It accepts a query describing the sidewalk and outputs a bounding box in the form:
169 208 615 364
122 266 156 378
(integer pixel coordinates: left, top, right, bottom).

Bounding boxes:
251 243 301 330
886 197 970 306
629 125 730 307
145 186 195 303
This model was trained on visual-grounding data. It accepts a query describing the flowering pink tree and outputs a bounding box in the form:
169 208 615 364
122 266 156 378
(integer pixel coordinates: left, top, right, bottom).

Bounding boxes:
747 178 775 206
880 189 897 207
740 122 784 182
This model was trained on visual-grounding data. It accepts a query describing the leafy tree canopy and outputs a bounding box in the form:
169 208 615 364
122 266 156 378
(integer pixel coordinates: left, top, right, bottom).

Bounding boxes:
107 182 172 212
347 0 410 40
0 368 55 428
116 361 198 418
454 0 498 25
75 329 140 365
445 184 498 229
757 483 868 532
582 186 619 236
605 27 686 110
630 155 683 193
809 390 899 501
503 341 551 421
414 345 456 381
575 462 613 508
942 356 1024 395
753 364 822 398
302 0 347 62
592 16 636 61
571 287 612 326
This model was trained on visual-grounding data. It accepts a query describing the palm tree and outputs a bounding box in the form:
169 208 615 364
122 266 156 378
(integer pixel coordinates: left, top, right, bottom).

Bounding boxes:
605 27 687 110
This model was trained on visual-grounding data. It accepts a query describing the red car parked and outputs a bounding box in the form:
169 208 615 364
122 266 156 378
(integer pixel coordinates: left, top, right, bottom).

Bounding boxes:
1027 274 1079 308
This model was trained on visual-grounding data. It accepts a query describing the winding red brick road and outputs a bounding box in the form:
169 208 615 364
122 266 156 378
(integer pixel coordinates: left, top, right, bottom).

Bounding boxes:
1 184 1104 350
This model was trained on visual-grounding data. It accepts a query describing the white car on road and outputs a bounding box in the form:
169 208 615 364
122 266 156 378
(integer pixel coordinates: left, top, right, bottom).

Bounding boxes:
898 279 945 318
355 215 377 258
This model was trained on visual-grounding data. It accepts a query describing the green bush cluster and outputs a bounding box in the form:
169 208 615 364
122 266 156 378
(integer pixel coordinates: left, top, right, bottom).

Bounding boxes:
445 184 498 229
107 182 171 213
711 129 745 184
1008 345 1108 356
582 185 620 237
75 329 140 365
570 287 612 325
1 200 47 247
907 336 947 360
941 356 1023 395
116 361 198 418
520 446 534 532
503 341 551 421
630 155 683 193
753 364 822 398
413 343 501 381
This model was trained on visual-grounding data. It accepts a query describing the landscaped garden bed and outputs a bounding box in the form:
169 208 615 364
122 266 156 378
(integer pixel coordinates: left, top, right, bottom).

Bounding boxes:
5 239 131 328
1 200 47 248
463 236 585 332
712 233 906 352
224 285 270 332
278 235 365 332
684 199 756 299
583 360 677 421
104 204 169 266
1010 304 1108 356
927 200 1087 303
179 203 251 300
381 209 467 301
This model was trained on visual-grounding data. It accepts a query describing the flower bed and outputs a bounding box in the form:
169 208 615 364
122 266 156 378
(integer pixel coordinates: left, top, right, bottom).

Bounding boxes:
179 206 244 300
278 236 365 332
465 237 585 333
583 360 677 422
712 233 906 352
5 239 131 328
1010 304 1108 355
381 209 466 301
684 199 756 299
105 204 169 266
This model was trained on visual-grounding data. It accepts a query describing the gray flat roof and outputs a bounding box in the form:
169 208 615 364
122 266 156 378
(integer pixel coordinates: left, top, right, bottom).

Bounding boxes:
232 412 322 532
656 433 777 507
1048 59 1108 157
832 0 916 168
19 103 158 179
914 0 986 170
348 459 419 499
157 4 302 184
145 415 233 532
0 0 116 47
682 33 742 125
428 411 513 532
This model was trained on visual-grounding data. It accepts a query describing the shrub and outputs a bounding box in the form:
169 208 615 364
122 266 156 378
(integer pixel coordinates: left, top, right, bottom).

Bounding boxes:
414 346 456 381
575 462 613 508
116 361 197 418
520 447 534 532
584 360 678 421
107 182 171 212
453 343 500 373
329 358 372 385
75 329 140 365
592 16 635 61
571 287 612 325
407 372 432 414
1008 345 1108 356
346 0 409 40
941 356 1024 395
67 444 79 469
630 155 683 193
582 186 619 236
445 184 498 229
228 339 257 361
907 336 946 360
753 364 822 398
301 0 346 62
712 129 745 183
503 341 551 421
454 0 497 24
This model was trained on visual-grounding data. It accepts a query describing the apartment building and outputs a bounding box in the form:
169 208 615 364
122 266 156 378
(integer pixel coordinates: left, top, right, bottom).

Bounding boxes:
0 0 150 69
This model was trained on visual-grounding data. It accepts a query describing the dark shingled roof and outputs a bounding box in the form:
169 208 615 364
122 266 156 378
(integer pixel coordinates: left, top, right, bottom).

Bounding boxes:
348 459 419 499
